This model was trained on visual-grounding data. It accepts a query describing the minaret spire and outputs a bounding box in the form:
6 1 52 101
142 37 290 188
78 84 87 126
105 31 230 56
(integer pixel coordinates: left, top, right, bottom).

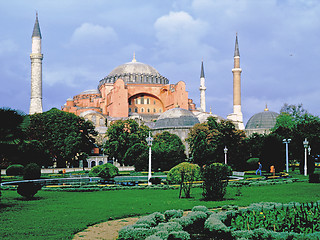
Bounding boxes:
29 13 43 114
227 33 244 130
199 59 206 112
234 32 239 57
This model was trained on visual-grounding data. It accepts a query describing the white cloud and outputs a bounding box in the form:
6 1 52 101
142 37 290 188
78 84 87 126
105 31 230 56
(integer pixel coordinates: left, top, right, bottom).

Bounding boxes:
154 11 211 59
70 23 118 46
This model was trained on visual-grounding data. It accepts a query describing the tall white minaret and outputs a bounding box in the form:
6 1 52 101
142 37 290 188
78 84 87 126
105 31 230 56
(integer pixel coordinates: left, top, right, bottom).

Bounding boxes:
29 13 43 114
199 60 206 112
227 33 244 130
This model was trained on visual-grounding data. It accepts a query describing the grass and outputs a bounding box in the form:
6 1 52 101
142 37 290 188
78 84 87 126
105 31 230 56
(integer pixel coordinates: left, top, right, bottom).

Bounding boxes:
1 180 320 240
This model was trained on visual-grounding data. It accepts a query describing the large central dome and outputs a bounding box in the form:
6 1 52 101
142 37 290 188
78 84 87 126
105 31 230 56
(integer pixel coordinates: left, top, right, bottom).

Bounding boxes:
98 57 169 88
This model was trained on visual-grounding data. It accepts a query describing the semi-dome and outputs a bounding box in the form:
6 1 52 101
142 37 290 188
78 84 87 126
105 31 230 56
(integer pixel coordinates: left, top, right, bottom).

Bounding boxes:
98 57 169 88
246 108 279 130
79 89 100 95
154 108 200 129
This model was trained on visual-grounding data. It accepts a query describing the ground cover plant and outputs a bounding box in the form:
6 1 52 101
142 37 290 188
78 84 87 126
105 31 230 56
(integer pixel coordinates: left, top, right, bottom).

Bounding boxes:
231 202 320 233
1 181 320 239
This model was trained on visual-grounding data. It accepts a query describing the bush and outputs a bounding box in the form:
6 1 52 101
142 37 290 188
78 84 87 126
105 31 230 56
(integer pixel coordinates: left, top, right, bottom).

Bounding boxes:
89 163 119 179
150 177 162 185
309 173 320 183
167 162 201 198
246 158 259 170
23 163 41 180
17 182 42 198
202 163 232 200
6 164 24 176
164 209 183 221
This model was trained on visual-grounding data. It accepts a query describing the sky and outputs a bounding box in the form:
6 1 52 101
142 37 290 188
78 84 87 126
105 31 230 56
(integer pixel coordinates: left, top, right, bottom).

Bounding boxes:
1 0 320 125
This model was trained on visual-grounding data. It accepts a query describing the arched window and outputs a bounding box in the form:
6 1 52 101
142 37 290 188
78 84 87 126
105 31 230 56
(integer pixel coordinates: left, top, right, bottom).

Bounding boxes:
135 108 138 113
147 108 150 113
154 109 156 113
147 98 150 104
141 108 144 113
129 108 131 112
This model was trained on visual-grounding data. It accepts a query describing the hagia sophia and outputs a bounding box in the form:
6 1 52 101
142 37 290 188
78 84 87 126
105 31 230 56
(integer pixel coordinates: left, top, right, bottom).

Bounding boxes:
29 14 279 165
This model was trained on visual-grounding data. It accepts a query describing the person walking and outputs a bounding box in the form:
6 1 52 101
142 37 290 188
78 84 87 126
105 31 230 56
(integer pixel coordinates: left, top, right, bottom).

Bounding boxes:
256 162 262 176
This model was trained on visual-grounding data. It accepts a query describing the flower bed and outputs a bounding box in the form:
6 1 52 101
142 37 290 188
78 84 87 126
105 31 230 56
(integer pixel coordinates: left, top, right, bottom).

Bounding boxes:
118 201 320 240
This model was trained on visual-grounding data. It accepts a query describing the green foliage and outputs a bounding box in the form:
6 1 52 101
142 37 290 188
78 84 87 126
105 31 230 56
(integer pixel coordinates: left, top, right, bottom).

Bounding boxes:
167 162 201 198
309 173 320 183
25 108 97 167
152 131 186 171
23 163 41 180
246 158 260 170
164 209 183 221
104 119 149 165
231 201 320 234
202 163 232 200
167 162 201 184
17 182 42 198
0 108 28 167
88 163 118 179
187 117 246 169
123 143 148 171
6 164 24 176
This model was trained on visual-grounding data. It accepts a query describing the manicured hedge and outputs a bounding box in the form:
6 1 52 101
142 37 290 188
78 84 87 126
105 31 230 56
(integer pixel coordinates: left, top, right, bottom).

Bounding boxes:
118 201 320 240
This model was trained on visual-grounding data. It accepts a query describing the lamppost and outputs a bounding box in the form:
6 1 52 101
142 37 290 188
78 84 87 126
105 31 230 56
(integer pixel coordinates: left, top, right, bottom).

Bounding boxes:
303 138 309 176
224 146 228 165
146 132 153 185
283 139 291 173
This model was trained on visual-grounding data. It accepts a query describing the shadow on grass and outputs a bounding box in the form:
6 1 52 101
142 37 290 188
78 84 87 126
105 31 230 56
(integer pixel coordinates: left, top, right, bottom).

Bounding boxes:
14 196 44 201
0 202 15 209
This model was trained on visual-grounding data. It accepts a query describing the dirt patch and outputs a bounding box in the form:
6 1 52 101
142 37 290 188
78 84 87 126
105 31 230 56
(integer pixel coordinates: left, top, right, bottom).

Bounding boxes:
73 217 139 240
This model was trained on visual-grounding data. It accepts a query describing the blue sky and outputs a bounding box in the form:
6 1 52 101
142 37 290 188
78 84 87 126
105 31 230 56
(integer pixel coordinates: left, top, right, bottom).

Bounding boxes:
1 0 320 124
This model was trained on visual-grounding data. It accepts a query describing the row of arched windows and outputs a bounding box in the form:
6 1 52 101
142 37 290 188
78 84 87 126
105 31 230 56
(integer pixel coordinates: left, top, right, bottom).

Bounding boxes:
129 108 162 113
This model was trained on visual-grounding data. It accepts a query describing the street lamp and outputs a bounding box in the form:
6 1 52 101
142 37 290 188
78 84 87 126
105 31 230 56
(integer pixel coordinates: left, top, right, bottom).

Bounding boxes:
224 146 228 165
303 138 309 176
283 139 291 173
146 132 153 185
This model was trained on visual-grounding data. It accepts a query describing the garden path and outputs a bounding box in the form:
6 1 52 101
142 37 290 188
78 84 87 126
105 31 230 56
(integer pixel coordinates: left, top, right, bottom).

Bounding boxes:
73 217 139 240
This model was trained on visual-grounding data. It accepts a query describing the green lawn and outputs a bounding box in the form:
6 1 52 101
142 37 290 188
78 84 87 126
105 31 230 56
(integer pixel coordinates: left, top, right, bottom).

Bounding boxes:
1 181 320 239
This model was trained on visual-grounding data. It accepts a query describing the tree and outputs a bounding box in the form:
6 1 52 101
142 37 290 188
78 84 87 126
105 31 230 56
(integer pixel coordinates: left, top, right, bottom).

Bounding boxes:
103 119 149 165
187 117 246 169
167 162 201 198
123 143 148 171
272 104 320 174
0 108 28 167
25 108 97 167
89 163 119 179
151 131 186 171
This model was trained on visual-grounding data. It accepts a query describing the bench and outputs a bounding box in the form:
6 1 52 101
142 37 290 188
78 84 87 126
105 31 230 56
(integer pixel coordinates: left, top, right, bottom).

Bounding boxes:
230 171 245 180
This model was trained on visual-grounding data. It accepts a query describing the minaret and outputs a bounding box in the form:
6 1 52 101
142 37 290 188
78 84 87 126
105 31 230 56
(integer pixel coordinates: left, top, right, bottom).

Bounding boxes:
199 60 206 112
227 33 244 130
29 13 43 114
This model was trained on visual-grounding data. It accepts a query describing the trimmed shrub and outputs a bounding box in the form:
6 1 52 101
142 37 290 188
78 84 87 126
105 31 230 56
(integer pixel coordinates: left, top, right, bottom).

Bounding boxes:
167 231 190 240
173 216 194 229
89 163 118 179
23 163 41 180
202 163 232 200
204 214 231 239
154 222 183 233
309 173 320 183
167 162 201 198
118 225 153 240
17 182 42 198
136 212 165 227
6 164 24 176
150 177 162 185
164 209 183 221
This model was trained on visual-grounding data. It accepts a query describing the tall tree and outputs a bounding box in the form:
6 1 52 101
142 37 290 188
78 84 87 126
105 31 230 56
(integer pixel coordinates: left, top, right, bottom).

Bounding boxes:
25 108 97 167
151 131 186 171
0 108 28 167
187 117 246 169
103 119 149 165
